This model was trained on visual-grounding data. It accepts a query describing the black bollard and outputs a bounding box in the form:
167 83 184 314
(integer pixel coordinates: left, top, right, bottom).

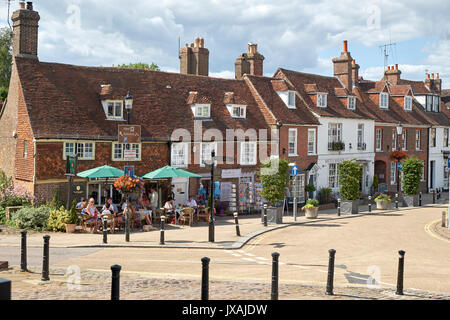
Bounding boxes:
160 216 165 245
271 252 280 300
41 235 50 281
419 192 422 206
368 196 372 213
263 204 268 227
395 194 399 209
325 249 336 295
125 209 130 243
433 190 436 204
111 265 121 300
208 216 215 243
201 257 210 301
0 279 11 300
337 199 341 216
20 230 27 272
234 212 241 237
396 250 405 295
103 218 108 244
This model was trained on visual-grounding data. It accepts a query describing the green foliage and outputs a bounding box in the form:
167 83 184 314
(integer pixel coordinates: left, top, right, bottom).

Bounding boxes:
401 157 424 195
375 193 391 203
372 175 379 190
338 160 362 200
305 199 319 207
65 200 79 224
48 206 69 232
114 62 160 71
305 184 316 193
11 206 52 231
48 188 64 210
258 159 290 206
0 28 12 101
0 206 5 224
0 169 12 193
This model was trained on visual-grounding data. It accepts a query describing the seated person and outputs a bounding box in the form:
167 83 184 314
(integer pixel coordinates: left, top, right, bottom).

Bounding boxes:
76 197 86 209
85 198 100 233
184 196 198 209
102 197 118 215
139 194 151 210
164 197 178 221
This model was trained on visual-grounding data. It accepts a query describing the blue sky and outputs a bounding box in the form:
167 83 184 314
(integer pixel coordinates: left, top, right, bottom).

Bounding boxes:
1 0 449 88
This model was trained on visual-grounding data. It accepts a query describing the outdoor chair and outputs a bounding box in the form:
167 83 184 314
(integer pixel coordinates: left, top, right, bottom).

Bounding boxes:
179 207 194 227
100 213 115 233
197 206 210 223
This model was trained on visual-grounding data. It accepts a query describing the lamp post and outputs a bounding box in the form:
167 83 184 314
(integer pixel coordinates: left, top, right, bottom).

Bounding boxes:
208 151 216 243
124 91 133 125
396 122 403 193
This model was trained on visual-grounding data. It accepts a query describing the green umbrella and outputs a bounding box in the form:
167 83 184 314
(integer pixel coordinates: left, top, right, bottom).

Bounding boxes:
77 165 124 179
142 166 202 179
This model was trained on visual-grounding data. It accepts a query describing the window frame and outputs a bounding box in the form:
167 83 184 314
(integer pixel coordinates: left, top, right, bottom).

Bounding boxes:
171 143 189 168
112 142 141 162
240 141 257 166
288 128 298 156
63 141 96 160
23 140 28 158
192 104 211 118
431 128 437 148
404 96 412 111
357 124 365 150
390 162 397 185
317 93 328 108
307 129 316 155
328 123 343 150
392 130 397 150
380 92 389 109
105 100 124 120
416 130 421 151
200 142 218 167
402 129 407 151
288 91 296 109
444 128 449 148
227 104 247 119
347 96 356 110
376 128 383 151
328 163 338 189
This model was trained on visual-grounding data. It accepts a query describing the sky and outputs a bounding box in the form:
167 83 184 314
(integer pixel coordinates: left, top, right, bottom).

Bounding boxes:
1 0 449 88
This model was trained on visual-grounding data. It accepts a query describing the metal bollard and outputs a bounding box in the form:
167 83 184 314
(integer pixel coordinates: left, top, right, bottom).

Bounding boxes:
433 190 436 204
395 194 399 209
419 192 422 206
368 196 372 213
208 215 215 243
263 204 268 227
111 265 121 300
103 218 108 244
234 212 241 237
443 212 447 228
160 216 165 245
395 250 406 295
125 210 130 243
41 235 50 281
0 278 11 300
337 199 341 216
271 252 280 300
201 257 210 301
20 230 27 272
325 249 336 295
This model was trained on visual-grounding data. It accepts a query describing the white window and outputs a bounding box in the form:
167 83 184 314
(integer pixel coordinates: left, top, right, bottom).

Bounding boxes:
426 95 432 111
392 130 397 150
391 162 397 185
288 91 296 108
433 96 439 112
376 128 383 151
227 105 246 118
329 163 338 188
357 124 365 150
288 129 297 156
200 142 217 167
404 96 412 111
192 104 210 118
308 129 316 155
113 143 141 161
444 128 449 147
317 93 327 108
64 142 95 160
380 92 389 109
347 96 356 110
416 130 421 150
171 143 188 167
240 142 257 165
106 101 123 119
431 128 437 147
328 123 343 150
402 130 407 151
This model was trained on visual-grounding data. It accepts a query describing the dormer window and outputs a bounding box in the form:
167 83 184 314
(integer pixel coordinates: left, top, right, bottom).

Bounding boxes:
105 101 123 120
347 96 356 110
404 96 412 111
380 92 389 109
317 93 327 108
227 105 247 119
433 96 439 112
191 104 210 118
277 91 296 109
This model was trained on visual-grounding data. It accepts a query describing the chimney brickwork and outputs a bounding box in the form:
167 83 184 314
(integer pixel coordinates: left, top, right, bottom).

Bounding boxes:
385 64 401 85
12 1 40 59
235 43 265 79
333 40 353 90
179 37 209 76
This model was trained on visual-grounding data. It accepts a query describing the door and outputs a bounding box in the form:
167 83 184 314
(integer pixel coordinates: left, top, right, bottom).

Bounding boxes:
430 161 435 190
172 178 188 207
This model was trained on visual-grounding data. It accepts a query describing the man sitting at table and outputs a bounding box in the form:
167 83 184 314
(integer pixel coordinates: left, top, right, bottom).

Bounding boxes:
164 197 177 223
184 196 198 210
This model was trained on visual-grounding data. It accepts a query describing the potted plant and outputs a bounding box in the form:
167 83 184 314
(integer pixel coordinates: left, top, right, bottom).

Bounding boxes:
374 193 391 210
305 184 316 199
401 157 424 207
331 141 345 151
64 200 78 233
302 199 319 219
338 160 362 214
258 159 290 224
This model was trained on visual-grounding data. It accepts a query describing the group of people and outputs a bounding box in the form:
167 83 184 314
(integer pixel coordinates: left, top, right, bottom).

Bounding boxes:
163 195 198 222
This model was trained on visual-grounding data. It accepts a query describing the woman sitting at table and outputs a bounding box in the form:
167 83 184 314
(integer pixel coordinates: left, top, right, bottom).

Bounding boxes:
85 198 100 233
164 197 178 222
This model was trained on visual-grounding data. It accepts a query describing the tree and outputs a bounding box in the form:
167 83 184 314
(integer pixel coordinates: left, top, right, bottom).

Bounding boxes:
0 28 13 101
258 159 290 207
338 160 362 200
114 62 160 71
401 157 424 195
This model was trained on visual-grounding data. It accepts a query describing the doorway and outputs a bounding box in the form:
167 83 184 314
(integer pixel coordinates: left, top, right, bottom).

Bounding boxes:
172 177 189 207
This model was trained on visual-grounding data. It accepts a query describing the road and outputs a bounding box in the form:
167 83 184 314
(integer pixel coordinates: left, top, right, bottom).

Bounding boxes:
2 206 449 294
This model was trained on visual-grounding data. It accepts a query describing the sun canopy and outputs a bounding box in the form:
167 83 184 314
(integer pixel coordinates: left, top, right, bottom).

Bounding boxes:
142 166 202 179
77 165 124 179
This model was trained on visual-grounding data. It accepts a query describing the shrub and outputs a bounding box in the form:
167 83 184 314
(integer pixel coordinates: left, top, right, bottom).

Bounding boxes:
318 188 332 204
302 199 319 210
0 170 12 194
258 159 290 206
48 188 64 210
0 207 5 224
338 160 362 201
48 206 69 232
372 175 379 191
401 157 424 195
305 184 316 193
375 193 391 203
11 206 52 231
65 200 79 224
0 185 34 209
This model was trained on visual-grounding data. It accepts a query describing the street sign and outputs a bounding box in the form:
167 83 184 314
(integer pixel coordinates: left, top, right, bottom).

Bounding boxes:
72 184 85 195
124 150 137 161
447 158 450 169
65 156 77 176
118 125 141 144
124 166 135 178
398 162 402 171
291 165 299 176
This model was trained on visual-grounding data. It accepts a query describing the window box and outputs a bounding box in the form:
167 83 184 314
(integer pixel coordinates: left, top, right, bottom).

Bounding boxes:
330 141 345 151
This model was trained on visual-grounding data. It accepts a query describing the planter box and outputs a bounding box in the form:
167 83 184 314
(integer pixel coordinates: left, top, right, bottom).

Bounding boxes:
304 207 319 219
404 194 419 207
65 224 76 234
341 200 359 215
261 207 283 224
376 200 389 210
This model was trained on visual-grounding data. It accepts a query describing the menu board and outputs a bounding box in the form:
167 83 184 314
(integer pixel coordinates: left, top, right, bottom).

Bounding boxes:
220 182 232 202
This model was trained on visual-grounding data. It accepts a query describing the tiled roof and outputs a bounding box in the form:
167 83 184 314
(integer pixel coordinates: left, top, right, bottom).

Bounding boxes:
245 74 319 126
15 57 270 141
276 68 373 120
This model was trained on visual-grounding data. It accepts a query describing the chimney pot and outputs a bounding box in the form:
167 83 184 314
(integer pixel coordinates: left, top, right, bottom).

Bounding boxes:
343 40 348 53
395 64 398 70
194 37 200 48
432 73 435 79
437 73 440 79
352 59 356 65
427 73 430 79
199 38 204 48
19 1 25 9
26 1 33 10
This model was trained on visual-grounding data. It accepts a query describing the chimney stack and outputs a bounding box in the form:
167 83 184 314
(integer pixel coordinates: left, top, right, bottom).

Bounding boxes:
179 37 209 76
12 1 40 59
425 72 442 94
384 64 401 85
332 40 353 90
235 43 265 79
352 60 360 88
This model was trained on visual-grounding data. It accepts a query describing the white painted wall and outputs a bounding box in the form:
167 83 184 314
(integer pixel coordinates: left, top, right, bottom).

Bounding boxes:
429 127 450 190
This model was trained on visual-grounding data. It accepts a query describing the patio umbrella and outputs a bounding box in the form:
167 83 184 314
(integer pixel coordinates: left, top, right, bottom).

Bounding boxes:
142 166 202 179
77 165 124 179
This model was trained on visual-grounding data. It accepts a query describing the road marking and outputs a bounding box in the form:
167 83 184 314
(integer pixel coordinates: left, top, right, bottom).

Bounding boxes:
242 258 256 262
255 257 270 261
293 265 310 270
244 253 256 257
231 254 242 257
424 219 450 244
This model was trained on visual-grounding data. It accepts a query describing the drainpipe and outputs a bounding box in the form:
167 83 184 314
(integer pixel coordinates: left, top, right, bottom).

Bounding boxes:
426 127 430 193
